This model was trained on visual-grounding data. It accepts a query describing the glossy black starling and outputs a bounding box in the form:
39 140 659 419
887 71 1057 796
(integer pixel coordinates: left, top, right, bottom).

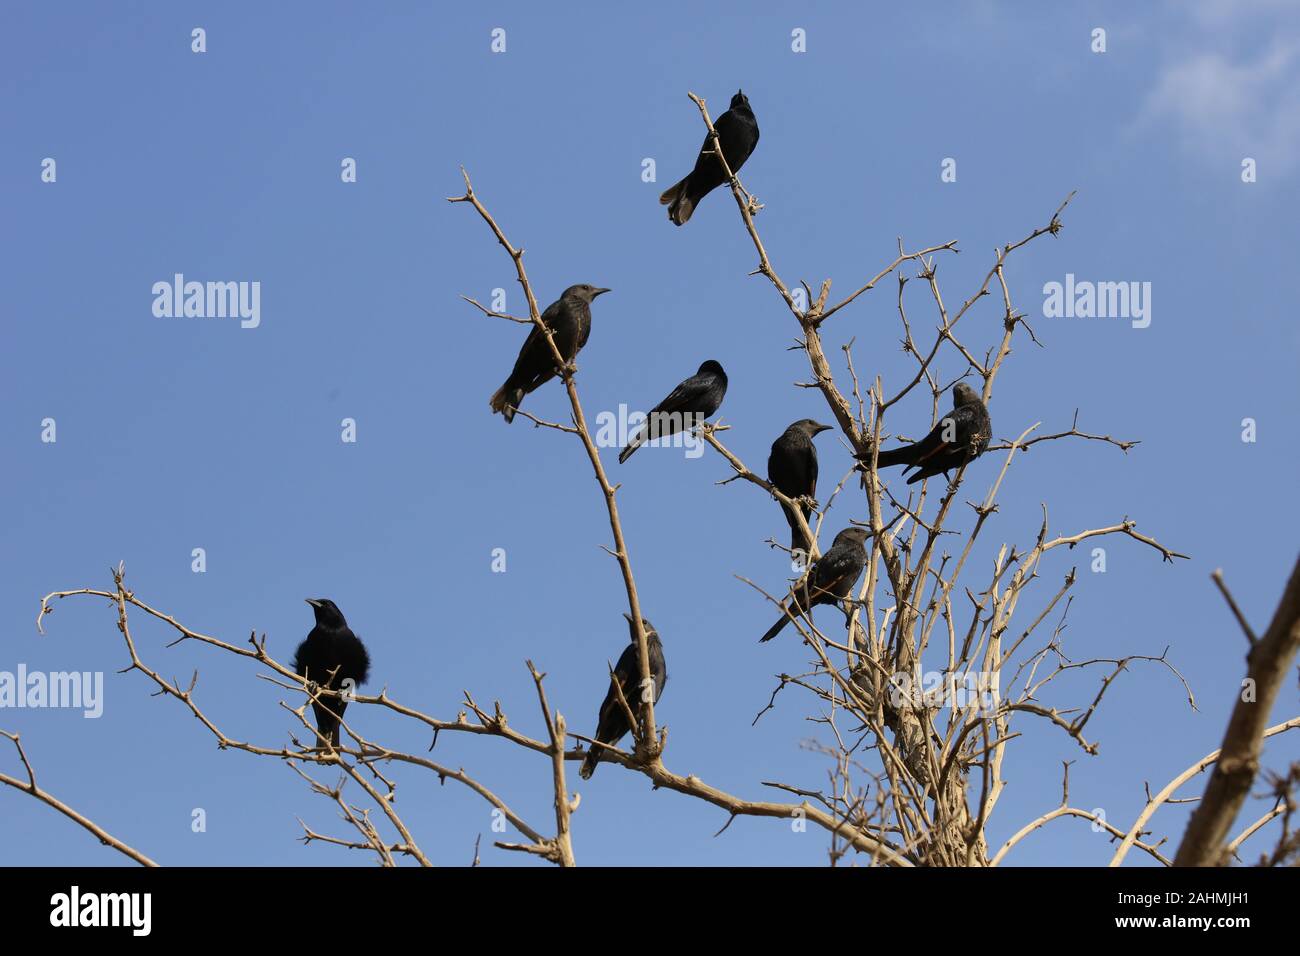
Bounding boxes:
660 90 759 226
862 383 992 484
293 598 371 749
580 614 667 780
618 360 727 463
759 527 870 643
768 419 833 555
489 284 610 423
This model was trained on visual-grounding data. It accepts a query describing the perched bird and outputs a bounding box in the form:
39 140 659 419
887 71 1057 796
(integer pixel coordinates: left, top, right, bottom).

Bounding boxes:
618 360 727 463
768 419 833 555
861 383 992 485
580 614 667 780
759 526 871 643
293 598 371 749
489 284 610 423
660 90 760 226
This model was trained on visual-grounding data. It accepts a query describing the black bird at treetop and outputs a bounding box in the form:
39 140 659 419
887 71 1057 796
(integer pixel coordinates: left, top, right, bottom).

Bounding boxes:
660 90 760 226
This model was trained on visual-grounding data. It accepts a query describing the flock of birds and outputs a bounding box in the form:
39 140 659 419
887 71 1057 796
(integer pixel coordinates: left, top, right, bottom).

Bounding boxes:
295 90 994 777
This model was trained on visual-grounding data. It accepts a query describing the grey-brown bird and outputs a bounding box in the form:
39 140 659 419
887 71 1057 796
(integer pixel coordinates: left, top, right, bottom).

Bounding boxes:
860 383 991 484
489 284 609 423
759 527 870 643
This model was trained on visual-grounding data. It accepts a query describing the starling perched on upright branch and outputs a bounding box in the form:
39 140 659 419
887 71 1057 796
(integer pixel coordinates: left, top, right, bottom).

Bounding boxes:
580 614 667 780
759 527 871 643
862 383 992 485
619 360 728 463
489 284 610 423
767 419 833 555
294 599 371 749
660 90 759 226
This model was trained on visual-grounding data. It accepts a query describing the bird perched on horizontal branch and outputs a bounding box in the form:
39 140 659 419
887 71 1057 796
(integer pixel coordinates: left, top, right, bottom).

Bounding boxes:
489 284 610 423
580 614 667 780
619 360 727 463
759 526 871 643
860 382 991 485
660 89 759 226
294 598 371 749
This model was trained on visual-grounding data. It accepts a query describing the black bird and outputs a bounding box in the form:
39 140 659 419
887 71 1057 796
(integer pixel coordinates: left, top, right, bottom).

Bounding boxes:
618 360 727 463
293 599 371 749
861 383 992 485
660 90 760 226
580 614 667 780
759 526 871 643
768 419 833 555
489 284 610 423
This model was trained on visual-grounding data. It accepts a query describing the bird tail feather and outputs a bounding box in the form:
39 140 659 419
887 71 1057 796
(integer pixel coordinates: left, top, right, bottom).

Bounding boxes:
784 504 812 555
661 177 695 225
618 426 646 464
659 176 686 206
871 446 914 469
759 608 792 643
579 750 599 779
490 382 523 423
670 194 695 226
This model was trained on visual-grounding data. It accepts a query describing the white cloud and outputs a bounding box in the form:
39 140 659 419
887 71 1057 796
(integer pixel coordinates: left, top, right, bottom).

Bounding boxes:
1141 7 1300 171
1184 0 1297 28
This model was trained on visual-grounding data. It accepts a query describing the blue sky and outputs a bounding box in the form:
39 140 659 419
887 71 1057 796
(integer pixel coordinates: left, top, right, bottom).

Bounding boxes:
2 1 1297 867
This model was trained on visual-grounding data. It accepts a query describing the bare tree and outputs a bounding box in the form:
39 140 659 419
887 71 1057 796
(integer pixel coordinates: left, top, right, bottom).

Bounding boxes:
8 92 1297 868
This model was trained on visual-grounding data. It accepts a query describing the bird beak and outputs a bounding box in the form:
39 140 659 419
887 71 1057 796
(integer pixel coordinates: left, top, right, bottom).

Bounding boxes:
814 423 833 435
305 598 321 608
593 287 611 298
622 612 634 624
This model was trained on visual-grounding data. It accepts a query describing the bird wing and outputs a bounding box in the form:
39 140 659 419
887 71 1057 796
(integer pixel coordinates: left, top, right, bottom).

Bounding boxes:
635 373 712 445
595 642 641 730
812 565 853 600
808 546 863 601
507 322 547 379
769 436 817 500
689 109 741 176
712 108 741 139
916 404 988 462
650 373 709 417
508 297 579 391
905 405 980 466
650 641 667 700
